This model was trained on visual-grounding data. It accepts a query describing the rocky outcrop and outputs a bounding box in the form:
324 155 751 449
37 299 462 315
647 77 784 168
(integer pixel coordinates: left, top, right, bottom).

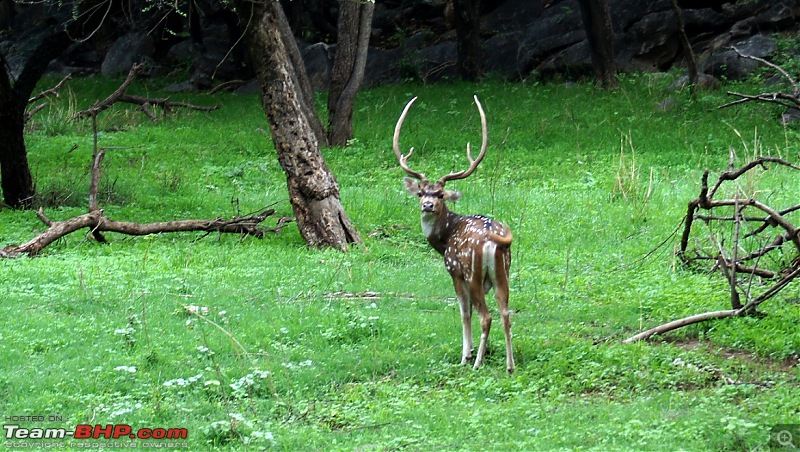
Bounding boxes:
347 0 798 88
3 0 798 90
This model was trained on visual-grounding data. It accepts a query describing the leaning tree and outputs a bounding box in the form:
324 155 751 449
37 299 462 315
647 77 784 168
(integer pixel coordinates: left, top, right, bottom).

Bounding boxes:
232 0 362 250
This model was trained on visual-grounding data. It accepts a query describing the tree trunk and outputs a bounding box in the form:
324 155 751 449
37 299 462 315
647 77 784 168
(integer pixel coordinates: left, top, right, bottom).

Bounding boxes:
0 4 108 209
275 3 328 147
452 0 483 81
327 0 374 147
234 0 361 250
669 0 699 85
578 0 618 88
0 94 35 208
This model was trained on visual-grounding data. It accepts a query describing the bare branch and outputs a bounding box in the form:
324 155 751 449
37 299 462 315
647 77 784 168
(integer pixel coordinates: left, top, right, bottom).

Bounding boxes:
731 46 798 92
1 209 280 258
708 156 800 198
75 64 219 120
29 73 73 103
76 63 142 119
653 154 800 343
623 310 743 344
717 48 800 110
25 74 74 121
719 91 800 110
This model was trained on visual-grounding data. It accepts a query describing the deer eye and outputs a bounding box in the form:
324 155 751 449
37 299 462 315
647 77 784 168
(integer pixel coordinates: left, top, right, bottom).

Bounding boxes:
436 193 444 199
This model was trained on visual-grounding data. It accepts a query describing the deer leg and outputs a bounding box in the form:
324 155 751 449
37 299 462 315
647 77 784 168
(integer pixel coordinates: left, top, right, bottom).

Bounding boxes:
453 278 473 365
471 283 491 370
494 250 514 374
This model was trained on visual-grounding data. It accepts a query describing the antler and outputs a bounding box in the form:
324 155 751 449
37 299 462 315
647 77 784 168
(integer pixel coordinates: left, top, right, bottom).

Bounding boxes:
393 96 427 181
438 95 488 185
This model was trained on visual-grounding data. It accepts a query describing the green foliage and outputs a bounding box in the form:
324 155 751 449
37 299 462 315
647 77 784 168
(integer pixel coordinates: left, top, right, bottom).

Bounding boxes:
2 74 799 450
772 32 800 79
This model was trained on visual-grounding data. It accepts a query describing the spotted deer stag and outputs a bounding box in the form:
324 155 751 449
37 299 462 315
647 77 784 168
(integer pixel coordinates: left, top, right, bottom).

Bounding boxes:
393 95 515 373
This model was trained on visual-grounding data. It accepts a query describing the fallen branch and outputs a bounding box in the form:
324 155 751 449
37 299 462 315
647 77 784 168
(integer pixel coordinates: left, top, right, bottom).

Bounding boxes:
209 80 247 94
623 264 800 343
630 153 800 343
2 134 289 257
623 310 742 344
75 64 220 120
1 208 286 258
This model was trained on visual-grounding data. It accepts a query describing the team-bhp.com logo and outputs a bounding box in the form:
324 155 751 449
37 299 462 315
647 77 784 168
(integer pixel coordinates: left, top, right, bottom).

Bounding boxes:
4 423 188 445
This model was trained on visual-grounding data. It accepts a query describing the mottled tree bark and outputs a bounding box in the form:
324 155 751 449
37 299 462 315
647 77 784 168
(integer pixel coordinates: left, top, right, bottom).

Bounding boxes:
578 0 618 88
452 0 483 81
234 0 361 250
327 0 374 147
275 3 328 147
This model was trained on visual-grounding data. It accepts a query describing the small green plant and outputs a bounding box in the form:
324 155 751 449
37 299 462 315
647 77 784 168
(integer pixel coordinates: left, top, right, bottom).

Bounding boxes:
771 32 800 78
611 131 653 217
27 89 80 136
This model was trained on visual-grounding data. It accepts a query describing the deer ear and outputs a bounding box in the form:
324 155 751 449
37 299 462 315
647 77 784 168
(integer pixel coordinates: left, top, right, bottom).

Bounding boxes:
444 190 462 201
403 177 421 195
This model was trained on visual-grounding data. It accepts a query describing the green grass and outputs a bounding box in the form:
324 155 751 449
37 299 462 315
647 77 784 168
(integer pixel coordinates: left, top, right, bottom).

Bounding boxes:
2 72 799 450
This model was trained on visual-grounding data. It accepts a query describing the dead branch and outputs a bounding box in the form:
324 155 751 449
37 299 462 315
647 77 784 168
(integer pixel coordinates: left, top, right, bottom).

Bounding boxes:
708 156 800 198
623 310 742 344
624 264 800 343
631 154 800 343
115 93 221 121
718 47 800 110
2 132 288 258
76 64 141 119
3 145 289 257
25 73 73 121
719 91 800 110
1 208 282 258
75 64 220 120
88 146 107 243
209 80 247 94
731 46 799 92
29 73 73 104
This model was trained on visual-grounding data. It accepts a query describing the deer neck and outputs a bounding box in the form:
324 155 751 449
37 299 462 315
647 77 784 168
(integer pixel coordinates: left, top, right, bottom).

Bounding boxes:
420 208 459 255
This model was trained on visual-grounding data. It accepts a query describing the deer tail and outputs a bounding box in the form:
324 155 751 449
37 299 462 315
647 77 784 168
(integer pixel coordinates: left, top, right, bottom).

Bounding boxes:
491 229 513 248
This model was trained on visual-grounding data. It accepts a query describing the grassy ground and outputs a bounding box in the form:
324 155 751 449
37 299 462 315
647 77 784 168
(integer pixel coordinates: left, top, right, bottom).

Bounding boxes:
2 72 799 450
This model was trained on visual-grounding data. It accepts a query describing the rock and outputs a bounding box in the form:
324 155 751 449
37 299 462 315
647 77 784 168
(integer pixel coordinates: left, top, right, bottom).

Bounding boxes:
165 40 202 63
9 0 794 88
667 73 720 91
100 31 154 76
781 108 800 126
657 97 677 112
703 34 778 80
302 42 334 92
